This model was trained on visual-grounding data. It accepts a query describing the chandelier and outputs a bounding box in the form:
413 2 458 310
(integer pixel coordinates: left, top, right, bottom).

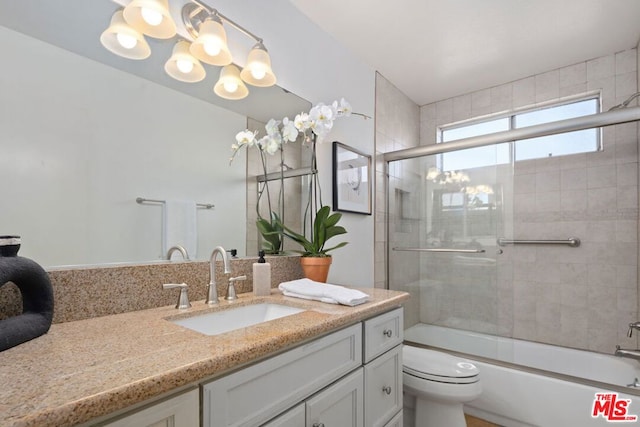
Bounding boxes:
99 0 276 100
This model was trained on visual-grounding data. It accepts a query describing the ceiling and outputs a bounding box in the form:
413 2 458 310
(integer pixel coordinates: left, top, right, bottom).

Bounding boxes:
290 0 640 106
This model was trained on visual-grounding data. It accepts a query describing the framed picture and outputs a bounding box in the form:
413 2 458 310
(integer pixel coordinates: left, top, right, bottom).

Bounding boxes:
332 141 372 215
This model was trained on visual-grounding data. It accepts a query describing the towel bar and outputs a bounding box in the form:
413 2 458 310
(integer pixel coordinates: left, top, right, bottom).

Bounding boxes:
136 197 214 209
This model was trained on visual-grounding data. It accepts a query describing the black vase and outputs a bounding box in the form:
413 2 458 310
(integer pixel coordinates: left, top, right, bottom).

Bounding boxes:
0 236 54 352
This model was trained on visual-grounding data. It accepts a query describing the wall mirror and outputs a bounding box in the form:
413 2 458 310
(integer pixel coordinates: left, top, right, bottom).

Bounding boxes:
0 0 310 268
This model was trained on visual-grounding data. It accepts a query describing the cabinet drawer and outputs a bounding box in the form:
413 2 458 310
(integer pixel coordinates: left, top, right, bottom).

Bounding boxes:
262 403 305 427
363 308 403 363
364 345 402 427
203 323 362 427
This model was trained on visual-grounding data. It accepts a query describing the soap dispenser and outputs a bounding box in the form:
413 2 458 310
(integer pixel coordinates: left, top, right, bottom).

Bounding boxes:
253 250 271 296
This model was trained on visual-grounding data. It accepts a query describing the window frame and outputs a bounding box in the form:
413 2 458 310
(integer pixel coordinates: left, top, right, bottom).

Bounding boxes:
436 92 602 169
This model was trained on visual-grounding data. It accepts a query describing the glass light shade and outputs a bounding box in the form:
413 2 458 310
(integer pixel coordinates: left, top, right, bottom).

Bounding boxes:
189 16 232 66
214 65 249 100
164 41 206 83
123 0 176 39
100 10 150 60
240 43 277 87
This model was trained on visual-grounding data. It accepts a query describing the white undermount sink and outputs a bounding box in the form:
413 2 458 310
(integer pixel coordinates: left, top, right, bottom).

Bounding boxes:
169 303 306 336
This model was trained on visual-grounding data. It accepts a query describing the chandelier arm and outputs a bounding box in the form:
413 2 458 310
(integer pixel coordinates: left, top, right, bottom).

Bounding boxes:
182 1 263 44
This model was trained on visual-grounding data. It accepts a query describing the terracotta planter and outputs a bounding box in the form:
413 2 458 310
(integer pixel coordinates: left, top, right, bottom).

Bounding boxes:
300 256 332 283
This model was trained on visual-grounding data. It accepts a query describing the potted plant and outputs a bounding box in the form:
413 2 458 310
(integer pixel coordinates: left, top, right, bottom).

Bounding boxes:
276 205 348 282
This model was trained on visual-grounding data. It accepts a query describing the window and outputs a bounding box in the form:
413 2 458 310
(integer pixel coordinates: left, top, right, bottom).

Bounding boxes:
438 96 601 171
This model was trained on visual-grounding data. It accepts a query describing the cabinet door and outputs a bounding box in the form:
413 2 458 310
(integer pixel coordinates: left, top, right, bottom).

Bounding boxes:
102 389 199 427
382 410 402 427
262 403 305 427
306 368 364 427
364 346 402 427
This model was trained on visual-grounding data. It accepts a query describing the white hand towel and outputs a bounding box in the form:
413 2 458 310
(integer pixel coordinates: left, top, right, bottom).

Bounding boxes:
162 200 197 260
278 278 370 306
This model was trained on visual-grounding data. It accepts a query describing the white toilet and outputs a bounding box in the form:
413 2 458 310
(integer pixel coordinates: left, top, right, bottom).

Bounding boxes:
403 345 482 427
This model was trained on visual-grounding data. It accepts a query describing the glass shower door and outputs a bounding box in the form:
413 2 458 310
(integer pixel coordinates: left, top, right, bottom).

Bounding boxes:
388 144 513 336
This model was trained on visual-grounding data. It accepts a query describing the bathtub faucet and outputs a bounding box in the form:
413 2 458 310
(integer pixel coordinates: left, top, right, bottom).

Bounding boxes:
615 345 640 361
628 322 640 337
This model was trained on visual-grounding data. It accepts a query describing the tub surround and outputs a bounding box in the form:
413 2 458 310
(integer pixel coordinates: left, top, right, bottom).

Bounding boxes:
0 287 408 427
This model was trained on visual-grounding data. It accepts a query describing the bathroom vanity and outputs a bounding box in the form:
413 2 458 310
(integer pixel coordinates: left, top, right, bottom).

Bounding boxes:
0 289 408 427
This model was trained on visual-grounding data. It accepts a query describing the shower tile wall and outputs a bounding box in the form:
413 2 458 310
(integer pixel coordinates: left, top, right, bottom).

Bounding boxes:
378 50 639 354
374 73 421 325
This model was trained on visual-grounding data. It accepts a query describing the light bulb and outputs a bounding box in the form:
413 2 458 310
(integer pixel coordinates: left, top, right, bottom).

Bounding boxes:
141 7 163 26
203 41 222 57
116 32 137 49
223 80 238 93
250 67 267 80
176 59 194 74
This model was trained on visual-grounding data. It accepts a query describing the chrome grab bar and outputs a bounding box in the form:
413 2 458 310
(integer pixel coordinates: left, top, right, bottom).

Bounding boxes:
497 237 580 247
392 247 485 254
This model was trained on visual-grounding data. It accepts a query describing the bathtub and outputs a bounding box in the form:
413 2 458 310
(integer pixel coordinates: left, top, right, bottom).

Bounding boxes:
404 323 640 427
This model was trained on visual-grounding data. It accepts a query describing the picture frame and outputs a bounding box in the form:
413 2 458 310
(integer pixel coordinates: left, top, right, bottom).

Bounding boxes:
332 141 372 215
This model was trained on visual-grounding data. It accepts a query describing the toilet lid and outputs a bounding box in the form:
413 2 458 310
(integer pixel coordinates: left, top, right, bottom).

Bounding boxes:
403 345 479 384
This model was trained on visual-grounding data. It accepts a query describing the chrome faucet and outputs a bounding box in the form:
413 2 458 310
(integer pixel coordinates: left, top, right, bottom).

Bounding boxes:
615 345 640 361
207 246 231 305
627 322 640 337
166 245 189 260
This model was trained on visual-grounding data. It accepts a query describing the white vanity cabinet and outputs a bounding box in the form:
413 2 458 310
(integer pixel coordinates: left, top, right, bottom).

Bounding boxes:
100 388 199 427
202 307 404 427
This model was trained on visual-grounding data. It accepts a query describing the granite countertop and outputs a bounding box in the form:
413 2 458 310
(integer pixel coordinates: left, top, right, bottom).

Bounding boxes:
0 288 409 427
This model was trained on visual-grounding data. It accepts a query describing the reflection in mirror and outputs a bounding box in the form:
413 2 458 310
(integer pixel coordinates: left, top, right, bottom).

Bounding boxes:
0 0 310 268
245 118 314 256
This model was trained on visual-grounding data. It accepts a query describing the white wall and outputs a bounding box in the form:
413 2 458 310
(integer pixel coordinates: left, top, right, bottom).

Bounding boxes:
210 0 377 286
0 26 247 267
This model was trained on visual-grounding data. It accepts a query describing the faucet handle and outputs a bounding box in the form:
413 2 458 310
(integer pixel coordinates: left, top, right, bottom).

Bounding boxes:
628 322 640 337
226 275 247 301
163 283 191 309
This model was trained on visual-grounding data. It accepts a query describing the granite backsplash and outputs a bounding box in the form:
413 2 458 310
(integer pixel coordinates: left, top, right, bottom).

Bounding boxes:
0 255 303 324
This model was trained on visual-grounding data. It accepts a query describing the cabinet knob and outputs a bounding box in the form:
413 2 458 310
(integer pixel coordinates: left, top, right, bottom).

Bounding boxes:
312 423 325 427
382 385 392 395
383 329 393 338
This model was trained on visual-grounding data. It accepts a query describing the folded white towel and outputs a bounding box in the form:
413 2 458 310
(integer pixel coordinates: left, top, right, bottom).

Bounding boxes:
278 278 370 306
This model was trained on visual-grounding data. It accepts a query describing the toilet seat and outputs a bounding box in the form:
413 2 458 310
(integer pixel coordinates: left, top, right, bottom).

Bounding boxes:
403 345 479 384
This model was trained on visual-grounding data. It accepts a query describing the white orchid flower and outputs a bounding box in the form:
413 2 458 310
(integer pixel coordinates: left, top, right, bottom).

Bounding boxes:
265 118 281 137
336 98 352 117
294 112 311 131
281 117 299 142
258 133 282 155
235 129 257 147
309 104 335 138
